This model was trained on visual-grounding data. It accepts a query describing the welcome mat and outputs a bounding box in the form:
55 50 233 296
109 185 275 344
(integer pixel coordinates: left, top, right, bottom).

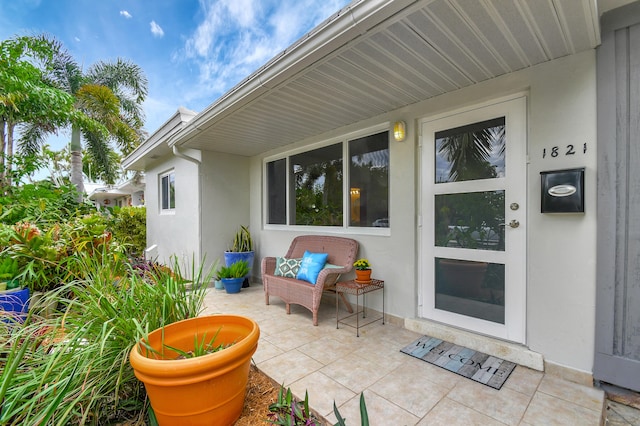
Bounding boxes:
400 335 516 390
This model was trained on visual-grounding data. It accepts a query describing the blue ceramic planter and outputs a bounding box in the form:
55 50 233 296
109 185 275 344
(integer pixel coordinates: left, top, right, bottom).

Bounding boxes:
222 277 243 294
223 252 254 278
0 287 30 323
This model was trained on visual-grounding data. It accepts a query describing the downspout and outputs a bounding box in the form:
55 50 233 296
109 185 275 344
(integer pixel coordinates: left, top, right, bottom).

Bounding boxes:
172 146 203 270
172 145 201 165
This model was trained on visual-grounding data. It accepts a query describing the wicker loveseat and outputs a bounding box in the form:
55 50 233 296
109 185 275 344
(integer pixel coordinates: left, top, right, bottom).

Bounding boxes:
262 235 359 326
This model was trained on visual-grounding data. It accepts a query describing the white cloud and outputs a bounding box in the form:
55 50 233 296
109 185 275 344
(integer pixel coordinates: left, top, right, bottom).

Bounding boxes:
177 0 351 106
74 37 81 42
150 21 165 38
120 10 132 19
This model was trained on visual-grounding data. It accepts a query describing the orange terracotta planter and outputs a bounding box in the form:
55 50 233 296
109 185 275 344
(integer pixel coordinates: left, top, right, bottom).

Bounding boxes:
129 315 260 425
355 269 372 284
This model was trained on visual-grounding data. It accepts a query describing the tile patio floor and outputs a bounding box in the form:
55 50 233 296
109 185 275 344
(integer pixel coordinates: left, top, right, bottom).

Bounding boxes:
202 284 606 425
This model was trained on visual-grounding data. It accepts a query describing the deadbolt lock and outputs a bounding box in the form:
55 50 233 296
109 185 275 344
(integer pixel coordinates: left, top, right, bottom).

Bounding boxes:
510 203 520 211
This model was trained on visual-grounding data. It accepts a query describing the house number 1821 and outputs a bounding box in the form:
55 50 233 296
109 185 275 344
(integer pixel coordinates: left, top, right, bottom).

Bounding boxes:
542 143 587 159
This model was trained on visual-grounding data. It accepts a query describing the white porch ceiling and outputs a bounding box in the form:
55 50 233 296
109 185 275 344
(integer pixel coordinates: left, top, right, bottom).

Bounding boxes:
159 0 600 162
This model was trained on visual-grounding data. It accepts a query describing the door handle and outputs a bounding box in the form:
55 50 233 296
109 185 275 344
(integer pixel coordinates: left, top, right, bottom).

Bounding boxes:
499 220 520 228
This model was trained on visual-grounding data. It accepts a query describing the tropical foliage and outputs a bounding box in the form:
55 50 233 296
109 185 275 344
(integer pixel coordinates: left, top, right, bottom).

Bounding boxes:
0 182 147 292
230 225 253 252
0 254 214 425
0 35 106 188
109 206 147 257
18 35 148 193
216 260 250 279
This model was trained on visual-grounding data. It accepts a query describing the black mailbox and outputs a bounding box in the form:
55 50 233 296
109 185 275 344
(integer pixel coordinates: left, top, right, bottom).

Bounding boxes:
540 168 585 213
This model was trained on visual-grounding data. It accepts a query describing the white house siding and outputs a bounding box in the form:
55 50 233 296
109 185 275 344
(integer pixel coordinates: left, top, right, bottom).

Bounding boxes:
526 51 597 374
250 50 597 375
146 151 202 267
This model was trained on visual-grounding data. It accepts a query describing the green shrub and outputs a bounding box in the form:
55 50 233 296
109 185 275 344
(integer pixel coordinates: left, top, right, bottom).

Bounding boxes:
2 213 125 292
109 206 146 257
0 181 94 227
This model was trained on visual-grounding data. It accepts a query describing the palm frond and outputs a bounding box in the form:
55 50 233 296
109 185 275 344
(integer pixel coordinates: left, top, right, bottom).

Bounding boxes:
75 84 120 120
16 122 56 155
87 58 148 105
82 130 118 184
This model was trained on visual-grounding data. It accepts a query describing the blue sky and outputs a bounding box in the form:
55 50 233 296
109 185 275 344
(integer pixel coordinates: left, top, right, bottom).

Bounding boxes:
0 0 351 148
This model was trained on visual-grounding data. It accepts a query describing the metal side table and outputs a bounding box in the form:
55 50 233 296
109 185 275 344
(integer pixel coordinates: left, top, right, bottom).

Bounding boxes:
336 279 384 337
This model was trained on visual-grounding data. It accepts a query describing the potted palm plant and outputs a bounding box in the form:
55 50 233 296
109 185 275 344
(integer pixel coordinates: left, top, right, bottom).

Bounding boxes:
216 260 250 294
223 225 254 287
129 314 260 425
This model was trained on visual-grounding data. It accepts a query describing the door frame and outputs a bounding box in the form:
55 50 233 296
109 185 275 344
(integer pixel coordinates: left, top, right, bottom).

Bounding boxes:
418 95 528 343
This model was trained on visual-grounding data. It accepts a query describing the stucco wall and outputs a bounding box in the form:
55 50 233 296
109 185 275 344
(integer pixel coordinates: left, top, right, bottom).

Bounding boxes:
250 50 597 373
526 52 597 373
200 151 251 274
145 150 201 267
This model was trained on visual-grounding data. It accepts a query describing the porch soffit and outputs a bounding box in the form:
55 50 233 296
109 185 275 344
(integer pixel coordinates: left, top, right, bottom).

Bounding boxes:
168 0 599 159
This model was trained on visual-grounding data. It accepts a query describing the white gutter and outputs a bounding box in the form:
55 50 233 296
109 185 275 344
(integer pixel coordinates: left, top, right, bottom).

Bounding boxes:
172 145 201 165
167 0 417 148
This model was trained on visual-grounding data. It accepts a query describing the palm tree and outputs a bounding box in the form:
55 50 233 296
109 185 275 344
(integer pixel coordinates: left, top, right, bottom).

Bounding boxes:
20 38 147 197
0 35 86 188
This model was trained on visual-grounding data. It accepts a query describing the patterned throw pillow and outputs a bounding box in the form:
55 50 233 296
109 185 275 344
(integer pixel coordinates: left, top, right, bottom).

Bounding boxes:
296 251 329 284
274 257 302 278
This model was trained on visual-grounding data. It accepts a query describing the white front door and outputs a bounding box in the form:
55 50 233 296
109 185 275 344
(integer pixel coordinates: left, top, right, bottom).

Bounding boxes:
420 96 527 343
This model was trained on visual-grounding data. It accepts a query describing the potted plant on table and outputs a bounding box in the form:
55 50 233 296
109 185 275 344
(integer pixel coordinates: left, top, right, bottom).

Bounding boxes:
129 314 260 425
216 260 250 294
223 225 254 288
353 258 372 284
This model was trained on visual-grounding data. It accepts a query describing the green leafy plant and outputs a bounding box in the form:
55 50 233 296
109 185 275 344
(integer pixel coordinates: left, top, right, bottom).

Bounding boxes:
216 260 250 279
0 181 94 227
229 225 253 252
267 387 369 426
333 393 369 426
161 328 234 359
109 206 146 257
267 386 320 425
0 253 216 424
0 256 19 280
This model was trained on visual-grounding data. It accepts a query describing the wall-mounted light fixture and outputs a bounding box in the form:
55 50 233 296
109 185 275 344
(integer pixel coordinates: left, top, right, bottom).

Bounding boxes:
393 121 406 142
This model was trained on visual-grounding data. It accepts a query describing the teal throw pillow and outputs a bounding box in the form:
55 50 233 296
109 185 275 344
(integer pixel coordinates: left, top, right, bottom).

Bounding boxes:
274 257 302 278
296 251 329 284
323 263 342 270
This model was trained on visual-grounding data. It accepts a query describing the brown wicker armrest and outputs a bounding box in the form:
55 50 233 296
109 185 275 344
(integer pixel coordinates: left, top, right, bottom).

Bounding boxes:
262 256 277 276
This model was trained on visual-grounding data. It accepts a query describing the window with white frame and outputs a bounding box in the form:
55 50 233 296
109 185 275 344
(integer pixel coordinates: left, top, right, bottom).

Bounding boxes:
160 171 175 211
266 130 389 227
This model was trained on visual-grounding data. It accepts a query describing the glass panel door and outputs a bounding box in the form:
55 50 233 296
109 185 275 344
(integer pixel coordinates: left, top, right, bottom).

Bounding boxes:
421 97 526 343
